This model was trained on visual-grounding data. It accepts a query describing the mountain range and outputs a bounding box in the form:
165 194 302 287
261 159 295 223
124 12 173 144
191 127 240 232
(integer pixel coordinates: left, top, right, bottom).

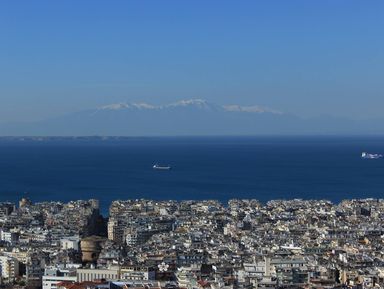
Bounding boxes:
0 99 382 136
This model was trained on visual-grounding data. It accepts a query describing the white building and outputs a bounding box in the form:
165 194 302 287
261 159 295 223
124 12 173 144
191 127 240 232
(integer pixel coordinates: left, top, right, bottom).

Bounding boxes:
60 236 80 251
0 230 18 244
0 255 19 280
120 266 155 281
76 268 119 282
42 267 77 289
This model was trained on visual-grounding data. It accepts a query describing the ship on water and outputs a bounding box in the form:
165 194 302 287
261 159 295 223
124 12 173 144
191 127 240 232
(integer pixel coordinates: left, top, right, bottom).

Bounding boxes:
361 152 383 159
153 164 171 170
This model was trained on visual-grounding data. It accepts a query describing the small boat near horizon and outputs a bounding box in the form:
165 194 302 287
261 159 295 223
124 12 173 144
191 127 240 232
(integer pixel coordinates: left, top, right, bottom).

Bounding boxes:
153 164 171 170
361 152 383 159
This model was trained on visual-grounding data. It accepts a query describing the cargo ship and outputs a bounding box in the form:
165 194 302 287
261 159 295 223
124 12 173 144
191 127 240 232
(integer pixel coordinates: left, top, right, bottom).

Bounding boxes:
153 164 171 170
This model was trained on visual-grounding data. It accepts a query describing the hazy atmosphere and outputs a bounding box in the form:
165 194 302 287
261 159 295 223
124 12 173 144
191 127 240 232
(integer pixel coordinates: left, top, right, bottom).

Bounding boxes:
1 1 383 129
2 2 384 288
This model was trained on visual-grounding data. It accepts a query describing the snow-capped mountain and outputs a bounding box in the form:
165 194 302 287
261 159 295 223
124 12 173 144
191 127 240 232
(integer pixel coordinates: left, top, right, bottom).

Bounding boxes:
96 99 281 114
165 99 219 110
222 104 282 114
98 102 157 111
0 99 380 136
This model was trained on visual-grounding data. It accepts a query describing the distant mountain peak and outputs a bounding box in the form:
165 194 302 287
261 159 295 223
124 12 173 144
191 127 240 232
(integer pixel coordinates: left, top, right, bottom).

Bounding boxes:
131 102 157 110
223 104 282 114
2 98 379 136
99 103 130 110
96 99 282 114
98 102 156 111
167 98 210 108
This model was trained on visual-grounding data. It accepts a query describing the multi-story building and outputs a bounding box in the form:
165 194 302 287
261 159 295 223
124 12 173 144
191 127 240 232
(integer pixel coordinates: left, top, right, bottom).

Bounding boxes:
42 267 77 289
76 268 119 282
0 255 19 281
0 203 15 218
60 236 80 251
0 229 19 244
107 218 125 244
120 266 155 281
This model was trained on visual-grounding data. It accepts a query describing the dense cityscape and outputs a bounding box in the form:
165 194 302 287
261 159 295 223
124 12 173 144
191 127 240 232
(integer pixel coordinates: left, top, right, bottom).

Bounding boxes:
0 197 383 289
3 1 384 289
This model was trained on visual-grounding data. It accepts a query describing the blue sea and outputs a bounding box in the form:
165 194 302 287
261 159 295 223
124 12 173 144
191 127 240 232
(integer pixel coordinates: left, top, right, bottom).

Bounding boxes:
0 136 383 214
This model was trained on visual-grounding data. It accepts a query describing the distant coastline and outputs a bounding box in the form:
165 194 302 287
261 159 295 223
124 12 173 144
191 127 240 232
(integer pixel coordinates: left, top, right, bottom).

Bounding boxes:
1 134 384 142
2 197 383 217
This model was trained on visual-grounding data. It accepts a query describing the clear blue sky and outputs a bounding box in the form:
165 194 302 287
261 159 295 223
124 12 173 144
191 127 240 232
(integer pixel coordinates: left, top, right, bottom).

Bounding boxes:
0 1 383 122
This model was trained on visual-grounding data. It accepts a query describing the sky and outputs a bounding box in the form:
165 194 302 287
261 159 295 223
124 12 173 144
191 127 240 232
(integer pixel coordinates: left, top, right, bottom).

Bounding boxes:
0 1 383 122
